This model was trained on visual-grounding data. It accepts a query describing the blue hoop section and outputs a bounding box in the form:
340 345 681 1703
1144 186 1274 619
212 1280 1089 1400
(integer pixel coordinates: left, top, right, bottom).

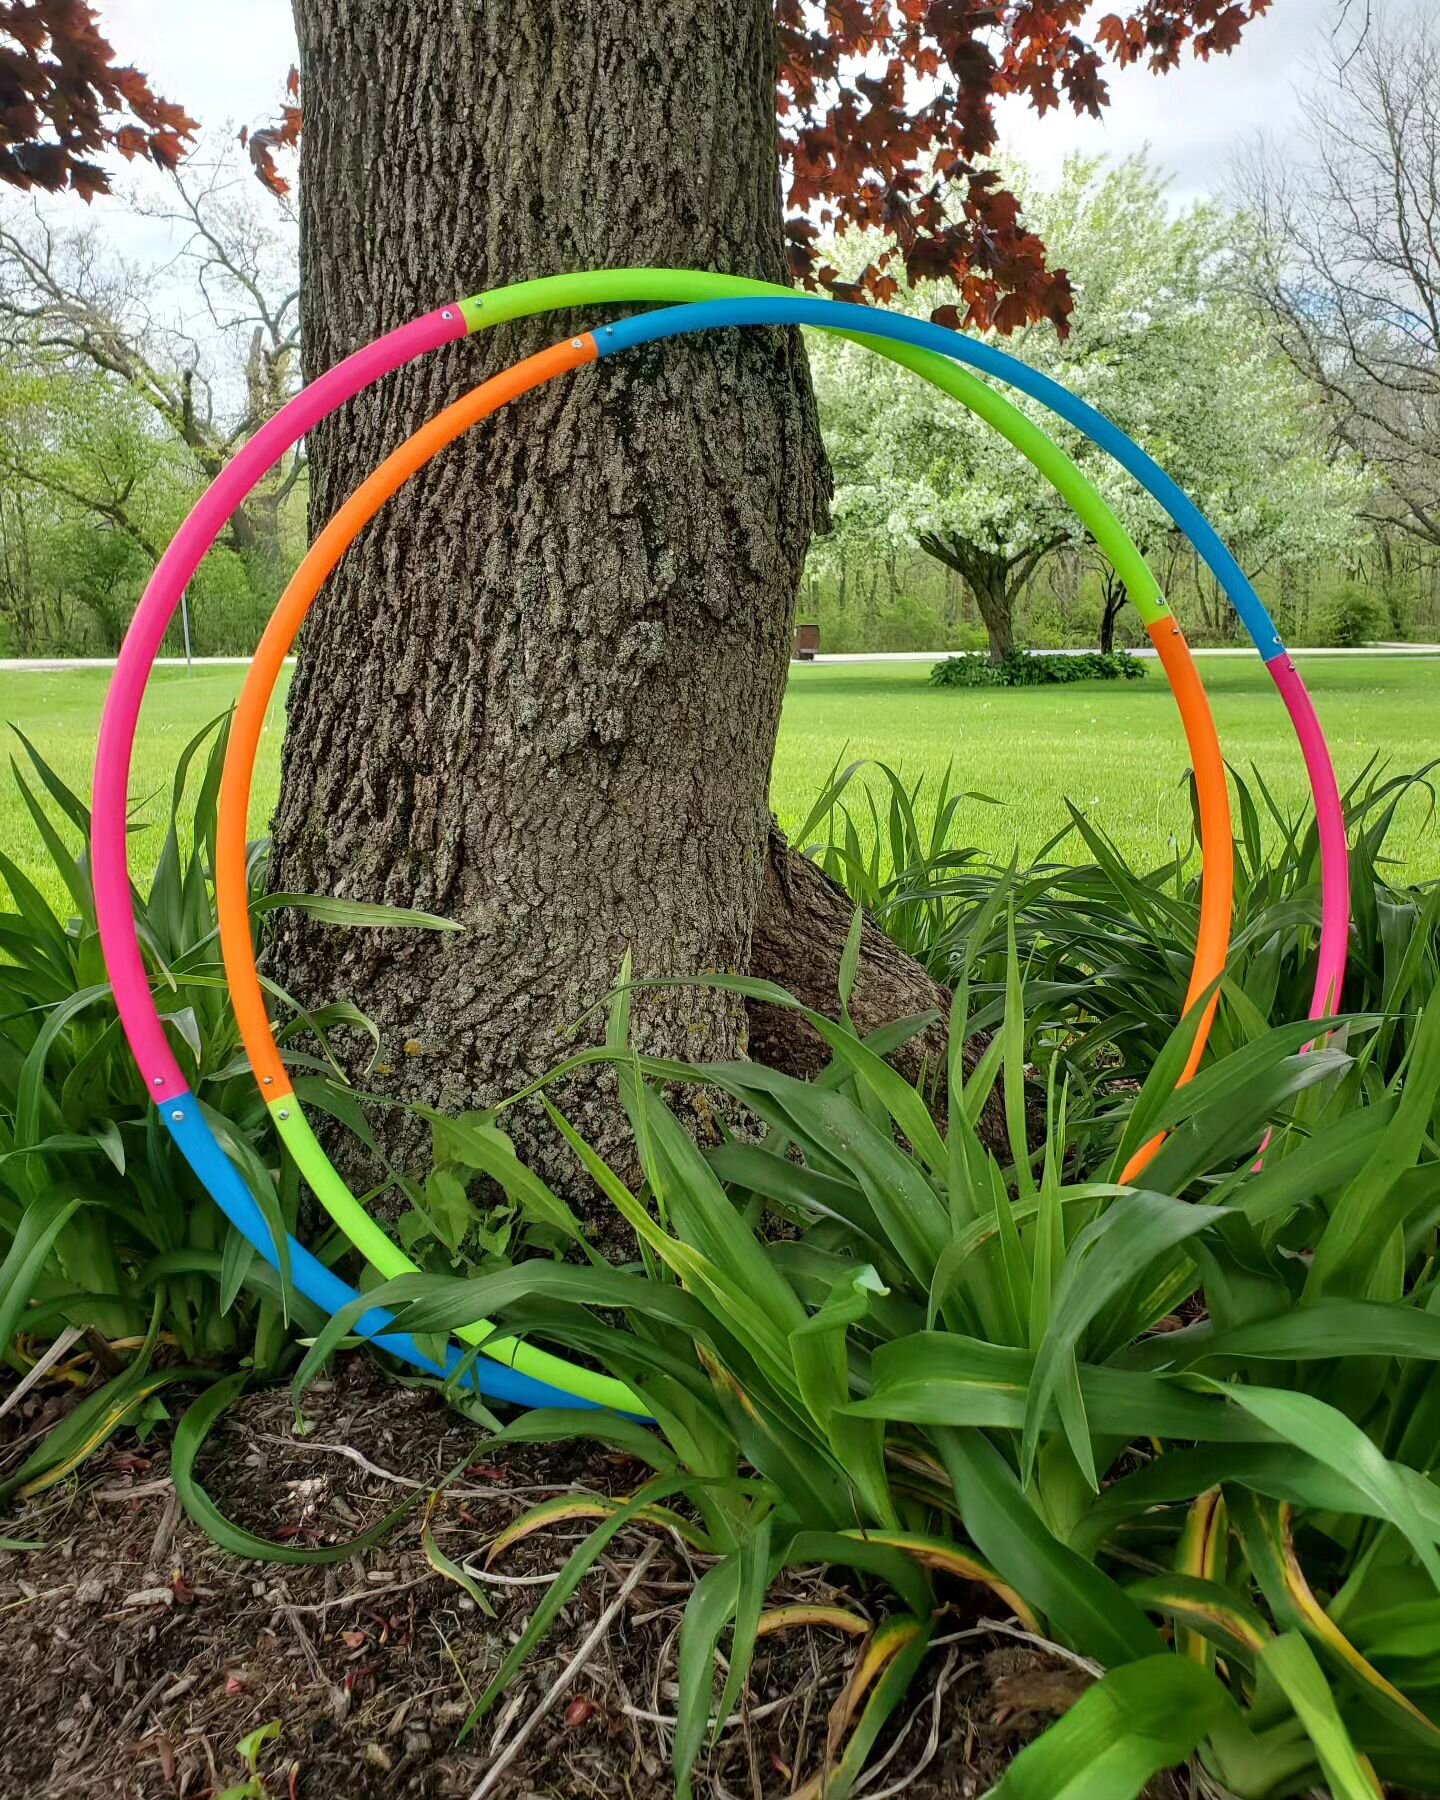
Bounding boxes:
597 297 1288 659
165 1093 588 1408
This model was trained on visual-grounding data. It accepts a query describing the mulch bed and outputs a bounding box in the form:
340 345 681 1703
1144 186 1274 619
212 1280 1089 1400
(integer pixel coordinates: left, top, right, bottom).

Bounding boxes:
1 1357 1128 1800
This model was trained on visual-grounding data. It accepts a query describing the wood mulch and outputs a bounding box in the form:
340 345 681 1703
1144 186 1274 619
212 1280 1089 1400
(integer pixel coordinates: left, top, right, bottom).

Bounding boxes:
1 1357 1151 1800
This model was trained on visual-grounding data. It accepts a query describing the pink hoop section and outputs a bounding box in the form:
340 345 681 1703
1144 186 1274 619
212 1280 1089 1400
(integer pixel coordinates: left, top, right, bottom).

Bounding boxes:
92 306 469 1099
1269 656 1350 1022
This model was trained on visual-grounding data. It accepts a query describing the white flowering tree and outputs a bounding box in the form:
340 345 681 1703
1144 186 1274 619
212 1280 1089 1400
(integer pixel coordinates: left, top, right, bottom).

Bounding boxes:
810 155 1367 658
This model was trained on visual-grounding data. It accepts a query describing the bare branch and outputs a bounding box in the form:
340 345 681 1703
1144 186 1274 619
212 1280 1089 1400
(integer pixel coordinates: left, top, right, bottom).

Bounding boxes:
1234 14 1440 542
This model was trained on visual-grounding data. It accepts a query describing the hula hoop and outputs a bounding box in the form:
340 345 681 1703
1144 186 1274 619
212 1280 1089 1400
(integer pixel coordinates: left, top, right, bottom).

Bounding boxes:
462 274 1347 1031
211 311 1228 1411
91 271 1347 1414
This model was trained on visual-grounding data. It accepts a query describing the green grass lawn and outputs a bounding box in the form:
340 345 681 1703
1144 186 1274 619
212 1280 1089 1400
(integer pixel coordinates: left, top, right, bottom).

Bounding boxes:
0 654 1435 912
773 654 1440 875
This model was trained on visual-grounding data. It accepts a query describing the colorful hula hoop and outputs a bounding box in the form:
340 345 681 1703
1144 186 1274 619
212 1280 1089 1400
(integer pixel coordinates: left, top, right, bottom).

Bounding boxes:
92 270 1348 1415
210 310 1225 1413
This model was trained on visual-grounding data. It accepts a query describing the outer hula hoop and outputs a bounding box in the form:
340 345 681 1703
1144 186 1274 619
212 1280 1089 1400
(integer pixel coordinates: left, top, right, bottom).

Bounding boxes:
211 305 1226 1408
92 270 1347 1413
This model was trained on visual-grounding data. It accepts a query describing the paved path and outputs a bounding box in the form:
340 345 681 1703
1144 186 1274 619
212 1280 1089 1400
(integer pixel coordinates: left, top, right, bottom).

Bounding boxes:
0 656 262 672
809 643 1440 663
1 645 1436 673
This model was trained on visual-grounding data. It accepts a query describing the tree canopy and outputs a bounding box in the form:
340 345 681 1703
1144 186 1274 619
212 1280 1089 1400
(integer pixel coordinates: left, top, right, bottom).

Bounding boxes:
5 1 1275 333
808 155 1366 656
775 0 1274 329
1237 8 1440 550
0 0 195 198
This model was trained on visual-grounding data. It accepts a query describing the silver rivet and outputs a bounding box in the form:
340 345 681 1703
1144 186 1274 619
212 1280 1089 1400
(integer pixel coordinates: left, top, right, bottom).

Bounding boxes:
572 338 584 348
263 1076 273 1086
442 308 455 320
278 1109 290 1120
170 1109 184 1122
153 1075 164 1086
604 325 614 335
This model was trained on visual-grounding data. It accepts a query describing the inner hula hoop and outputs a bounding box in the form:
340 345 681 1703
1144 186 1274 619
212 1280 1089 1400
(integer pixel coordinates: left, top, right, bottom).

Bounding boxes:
212 309 1227 1406
91 270 1348 1414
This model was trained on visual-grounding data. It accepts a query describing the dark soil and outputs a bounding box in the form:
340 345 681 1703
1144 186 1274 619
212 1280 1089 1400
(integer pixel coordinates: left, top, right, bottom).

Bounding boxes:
0 1357 1140 1800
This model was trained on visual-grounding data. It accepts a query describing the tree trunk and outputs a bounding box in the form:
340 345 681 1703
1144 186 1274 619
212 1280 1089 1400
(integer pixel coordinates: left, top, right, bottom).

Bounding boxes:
1098 569 1126 654
971 566 1017 663
918 533 1016 663
749 827 1004 1140
271 0 846 1181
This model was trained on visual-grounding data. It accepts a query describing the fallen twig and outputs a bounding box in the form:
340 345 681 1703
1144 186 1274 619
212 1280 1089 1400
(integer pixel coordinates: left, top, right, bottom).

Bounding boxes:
0 1326 84 1420
467 1539 660 1800
976 1617 1103 1680
619 1692 795 1732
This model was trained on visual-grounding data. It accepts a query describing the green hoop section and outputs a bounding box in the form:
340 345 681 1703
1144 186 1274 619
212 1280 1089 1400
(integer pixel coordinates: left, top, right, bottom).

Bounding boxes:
215 281 1228 1410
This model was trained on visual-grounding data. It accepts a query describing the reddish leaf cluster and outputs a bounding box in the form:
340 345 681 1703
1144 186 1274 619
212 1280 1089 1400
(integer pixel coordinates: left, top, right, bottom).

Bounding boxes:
0 0 195 199
777 0 1271 332
238 63 300 197
0 3 1270 334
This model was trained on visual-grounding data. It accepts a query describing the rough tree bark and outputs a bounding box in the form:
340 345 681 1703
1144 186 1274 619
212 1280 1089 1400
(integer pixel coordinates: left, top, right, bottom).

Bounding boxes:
271 0 974 1181
968 564 1017 664
749 827 975 1098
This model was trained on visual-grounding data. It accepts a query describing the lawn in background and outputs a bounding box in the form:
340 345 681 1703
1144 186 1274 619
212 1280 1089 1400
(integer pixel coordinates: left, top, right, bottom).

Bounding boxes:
0 654 1434 913
772 655 1439 873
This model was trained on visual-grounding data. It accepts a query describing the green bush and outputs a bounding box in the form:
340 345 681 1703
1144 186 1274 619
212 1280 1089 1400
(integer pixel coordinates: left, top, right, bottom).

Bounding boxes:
797 752 1437 1091
931 648 1148 687
274 766 1440 1797
1313 583 1387 648
288 922 1440 1798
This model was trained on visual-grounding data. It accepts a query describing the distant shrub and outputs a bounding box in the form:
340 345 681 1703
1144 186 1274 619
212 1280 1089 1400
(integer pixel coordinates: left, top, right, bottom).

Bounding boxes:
1314 583 1387 648
930 648 1148 687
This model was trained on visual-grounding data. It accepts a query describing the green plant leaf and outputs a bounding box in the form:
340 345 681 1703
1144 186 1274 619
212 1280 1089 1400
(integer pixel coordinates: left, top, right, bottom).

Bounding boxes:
674 1555 740 1796
1214 1381 1440 1592
937 1429 1161 1667
171 1375 425 1563
1024 1192 1224 1487
983 1656 1231 1799
0 1192 82 1360
1260 1633 1380 1800
251 893 463 930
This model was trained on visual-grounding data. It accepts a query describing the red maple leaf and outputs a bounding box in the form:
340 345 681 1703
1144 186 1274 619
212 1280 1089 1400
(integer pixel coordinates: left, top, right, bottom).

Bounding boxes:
777 0 1268 332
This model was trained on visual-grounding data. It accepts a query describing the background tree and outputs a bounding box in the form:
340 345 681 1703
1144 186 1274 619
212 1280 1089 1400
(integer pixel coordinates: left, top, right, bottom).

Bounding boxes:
0 136 305 650
1237 8 1440 550
811 156 1365 660
0 347 281 652
809 321 1080 661
0 138 302 571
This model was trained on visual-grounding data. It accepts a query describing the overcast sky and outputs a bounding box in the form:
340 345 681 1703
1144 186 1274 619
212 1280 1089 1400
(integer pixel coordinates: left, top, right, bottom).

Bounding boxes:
94 0 1345 208
997 0 1343 199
